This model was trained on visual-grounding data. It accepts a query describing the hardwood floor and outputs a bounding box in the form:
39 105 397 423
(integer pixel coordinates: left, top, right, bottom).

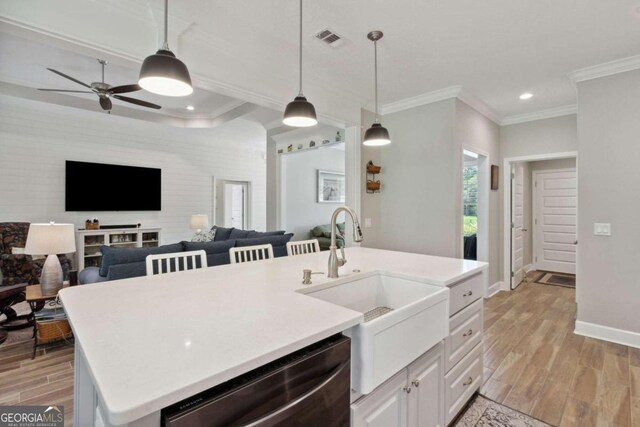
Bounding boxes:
1 278 638 427
0 340 74 426
483 278 640 426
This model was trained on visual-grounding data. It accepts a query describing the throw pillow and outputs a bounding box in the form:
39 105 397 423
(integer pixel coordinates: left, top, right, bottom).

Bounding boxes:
191 230 215 242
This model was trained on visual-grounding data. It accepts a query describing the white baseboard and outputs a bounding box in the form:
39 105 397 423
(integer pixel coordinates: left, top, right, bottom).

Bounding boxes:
486 281 503 298
524 264 534 274
575 320 640 349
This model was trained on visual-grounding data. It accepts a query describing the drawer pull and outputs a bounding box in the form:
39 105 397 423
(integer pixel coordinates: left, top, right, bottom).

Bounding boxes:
463 290 473 297
463 329 473 337
403 386 412 394
411 380 420 387
463 377 473 387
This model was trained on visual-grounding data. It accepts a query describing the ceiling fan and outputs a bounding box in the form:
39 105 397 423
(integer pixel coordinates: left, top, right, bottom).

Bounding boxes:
38 59 161 112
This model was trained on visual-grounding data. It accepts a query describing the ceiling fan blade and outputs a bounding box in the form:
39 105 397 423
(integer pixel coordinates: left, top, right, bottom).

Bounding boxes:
37 89 93 93
46 68 92 89
99 97 112 111
113 95 161 110
109 84 141 94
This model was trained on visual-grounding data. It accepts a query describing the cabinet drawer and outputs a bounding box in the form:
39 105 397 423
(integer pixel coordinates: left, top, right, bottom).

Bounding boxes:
444 343 482 425
445 299 483 372
449 273 482 316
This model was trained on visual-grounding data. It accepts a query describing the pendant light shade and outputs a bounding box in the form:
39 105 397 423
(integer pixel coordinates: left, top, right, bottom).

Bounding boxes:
363 30 391 146
283 96 317 127
139 0 193 97
363 123 391 146
283 0 317 127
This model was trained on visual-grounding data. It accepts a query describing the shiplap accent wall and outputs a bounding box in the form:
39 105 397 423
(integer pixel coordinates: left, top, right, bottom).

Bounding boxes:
0 95 267 245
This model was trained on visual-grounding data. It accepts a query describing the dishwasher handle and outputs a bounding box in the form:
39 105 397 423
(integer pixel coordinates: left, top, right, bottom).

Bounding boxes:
244 359 350 427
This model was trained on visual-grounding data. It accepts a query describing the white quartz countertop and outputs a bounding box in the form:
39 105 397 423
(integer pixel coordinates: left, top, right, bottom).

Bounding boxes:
60 247 487 425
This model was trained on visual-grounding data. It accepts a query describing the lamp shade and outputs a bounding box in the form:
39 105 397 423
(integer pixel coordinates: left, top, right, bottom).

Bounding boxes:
363 123 391 146
283 96 318 127
138 49 193 97
25 223 76 255
190 214 209 230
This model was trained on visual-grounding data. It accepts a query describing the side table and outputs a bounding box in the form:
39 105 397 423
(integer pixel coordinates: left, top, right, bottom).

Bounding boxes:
26 283 73 359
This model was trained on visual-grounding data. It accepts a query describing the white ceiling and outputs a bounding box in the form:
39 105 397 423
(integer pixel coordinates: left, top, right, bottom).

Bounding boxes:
1 0 639 124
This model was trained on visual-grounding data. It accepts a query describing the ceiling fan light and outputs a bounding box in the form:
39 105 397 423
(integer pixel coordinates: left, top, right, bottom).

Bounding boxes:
363 123 391 146
283 96 318 127
138 49 193 97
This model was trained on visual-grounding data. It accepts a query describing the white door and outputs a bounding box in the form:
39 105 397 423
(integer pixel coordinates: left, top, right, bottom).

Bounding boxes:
352 370 408 427
534 170 577 274
511 164 525 289
407 346 444 427
219 181 249 229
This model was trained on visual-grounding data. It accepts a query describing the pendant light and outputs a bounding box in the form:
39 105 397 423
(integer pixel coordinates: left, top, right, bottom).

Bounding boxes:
139 0 193 97
283 0 318 127
363 31 391 146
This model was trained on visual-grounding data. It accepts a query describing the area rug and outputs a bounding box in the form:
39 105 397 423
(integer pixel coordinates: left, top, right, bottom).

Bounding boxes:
454 395 552 427
535 271 576 288
0 328 33 348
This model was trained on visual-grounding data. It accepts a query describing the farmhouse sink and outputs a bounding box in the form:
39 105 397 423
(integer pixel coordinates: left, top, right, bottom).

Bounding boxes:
301 273 449 394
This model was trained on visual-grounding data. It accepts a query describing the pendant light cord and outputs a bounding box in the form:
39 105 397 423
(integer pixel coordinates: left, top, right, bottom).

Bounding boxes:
298 0 303 96
374 39 379 122
162 0 169 50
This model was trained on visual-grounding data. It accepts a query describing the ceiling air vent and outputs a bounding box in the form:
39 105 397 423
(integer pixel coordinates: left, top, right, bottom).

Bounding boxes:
315 29 344 48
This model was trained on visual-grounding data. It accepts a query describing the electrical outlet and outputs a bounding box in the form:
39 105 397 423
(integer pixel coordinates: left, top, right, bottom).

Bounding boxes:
593 223 611 236
364 218 372 228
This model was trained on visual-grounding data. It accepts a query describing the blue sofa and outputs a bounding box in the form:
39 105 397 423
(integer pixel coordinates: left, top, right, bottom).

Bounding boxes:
79 228 293 284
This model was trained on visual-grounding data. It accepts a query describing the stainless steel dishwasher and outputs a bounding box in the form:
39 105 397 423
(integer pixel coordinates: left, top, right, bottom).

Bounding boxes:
162 334 351 427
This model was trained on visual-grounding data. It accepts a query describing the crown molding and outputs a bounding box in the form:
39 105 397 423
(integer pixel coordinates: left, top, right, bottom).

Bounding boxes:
456 88 501 124
500 104 577 126
379 85 501 124
380 86 462 115
569 55 640 83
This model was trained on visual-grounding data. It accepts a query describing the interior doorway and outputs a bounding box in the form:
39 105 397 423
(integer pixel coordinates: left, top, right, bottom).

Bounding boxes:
214 179 251 229
502 152 578 290
461 148 489 275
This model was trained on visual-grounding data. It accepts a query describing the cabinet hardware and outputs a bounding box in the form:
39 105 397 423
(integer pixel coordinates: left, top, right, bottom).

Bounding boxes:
411 380 420 387
463 377 473 387
463 290 473 297
463 329 473 337
402 386 411 394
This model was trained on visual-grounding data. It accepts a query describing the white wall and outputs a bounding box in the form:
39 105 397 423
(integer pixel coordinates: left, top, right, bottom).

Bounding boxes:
360 99 458 255
521 158 577 266
575 69 640 341
500 115 577 159
281 146 345 240
0 95 267 244
455 100 501 286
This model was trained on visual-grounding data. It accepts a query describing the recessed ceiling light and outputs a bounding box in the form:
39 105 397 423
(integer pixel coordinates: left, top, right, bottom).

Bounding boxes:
186 105 195 111
519 92 533 100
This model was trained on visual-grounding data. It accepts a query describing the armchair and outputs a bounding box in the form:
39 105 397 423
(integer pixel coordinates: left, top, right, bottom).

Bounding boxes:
0 222 71 287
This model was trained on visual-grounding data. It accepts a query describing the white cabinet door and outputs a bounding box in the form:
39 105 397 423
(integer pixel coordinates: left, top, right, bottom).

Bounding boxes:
407 343 445 427
352 370 408 427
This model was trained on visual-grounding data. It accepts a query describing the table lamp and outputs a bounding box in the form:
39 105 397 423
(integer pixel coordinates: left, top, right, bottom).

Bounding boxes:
25 222 76 295
190 214 210 241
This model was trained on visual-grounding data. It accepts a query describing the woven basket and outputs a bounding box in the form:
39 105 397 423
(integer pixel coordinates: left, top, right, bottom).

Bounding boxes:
37 320 72 342
366 164 382 174
367 181 381 191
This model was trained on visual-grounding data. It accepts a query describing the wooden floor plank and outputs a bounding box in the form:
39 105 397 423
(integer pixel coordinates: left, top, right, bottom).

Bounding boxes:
482 275 636 426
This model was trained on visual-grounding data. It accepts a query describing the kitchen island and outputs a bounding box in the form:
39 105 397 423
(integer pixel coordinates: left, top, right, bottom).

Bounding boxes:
59 247 487 427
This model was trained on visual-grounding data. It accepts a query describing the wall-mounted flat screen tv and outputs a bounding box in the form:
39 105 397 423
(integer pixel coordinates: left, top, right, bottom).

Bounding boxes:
65 161 161 211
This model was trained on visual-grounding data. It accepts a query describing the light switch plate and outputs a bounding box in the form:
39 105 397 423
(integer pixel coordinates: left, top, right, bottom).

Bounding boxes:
364 218 372 228
593 223 611 236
